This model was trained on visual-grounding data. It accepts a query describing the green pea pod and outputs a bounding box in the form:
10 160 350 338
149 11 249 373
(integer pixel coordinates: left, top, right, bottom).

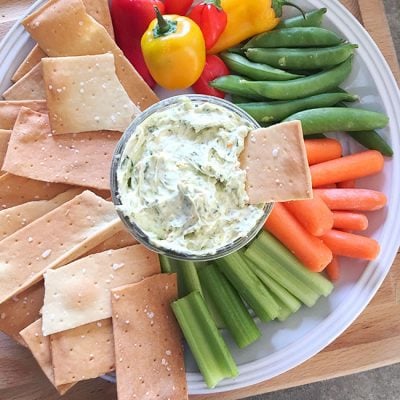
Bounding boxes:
236 92 359 124
347 130 393 156
244 27 345 49
230 94 263 103
278 8 327 29
283 107 389 135
246 44 357 71
220 52 303 81
209 75 266 100
235 57 353 100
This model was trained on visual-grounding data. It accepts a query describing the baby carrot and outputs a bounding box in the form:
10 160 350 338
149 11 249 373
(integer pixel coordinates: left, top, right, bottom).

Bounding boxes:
310 150 384 187
284 192 333 237
264 203 333 272
304 138 342 165
325 256 340 281
315 183 337 189
333 211 368 231
321 229 380 260
337 179 356 188
314 188 387 211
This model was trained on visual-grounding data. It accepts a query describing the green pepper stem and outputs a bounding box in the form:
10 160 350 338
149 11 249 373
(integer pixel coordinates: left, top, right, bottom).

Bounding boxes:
272 0 306 19
204 0 222 10
153 6 178 37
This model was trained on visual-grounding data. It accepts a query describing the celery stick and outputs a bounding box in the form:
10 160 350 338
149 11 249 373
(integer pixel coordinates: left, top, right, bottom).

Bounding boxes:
215 251 281 321
271 292 293 322
198 264 261 348
247 259 302 314
246 231 334 297
172 291 238 388
159 254 177 273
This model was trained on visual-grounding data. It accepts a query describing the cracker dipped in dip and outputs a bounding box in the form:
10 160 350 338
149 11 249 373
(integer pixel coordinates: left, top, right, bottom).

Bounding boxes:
115 96 266 257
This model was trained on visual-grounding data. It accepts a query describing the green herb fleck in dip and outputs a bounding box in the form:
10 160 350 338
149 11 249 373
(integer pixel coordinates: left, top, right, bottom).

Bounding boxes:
117 98 265 256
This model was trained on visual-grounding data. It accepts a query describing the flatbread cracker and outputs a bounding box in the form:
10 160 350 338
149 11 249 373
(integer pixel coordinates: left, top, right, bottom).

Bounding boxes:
42 244 160 335
0 129 11 172
23 0 158 110
111 274 188 400
19 319 75 395
240 121 312 204
82 0 114 39
11 45 47 83
2 108 121 190
0 282 44 346
51 318 115 385
0 100 47 130
42 54 139 134
84 229 137 256
0 173 71 210
0 190 121 304
2 63 45 100
0 188 83 241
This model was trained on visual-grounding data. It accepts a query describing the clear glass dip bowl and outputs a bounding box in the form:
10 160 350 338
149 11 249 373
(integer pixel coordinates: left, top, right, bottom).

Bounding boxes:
110 94 273 261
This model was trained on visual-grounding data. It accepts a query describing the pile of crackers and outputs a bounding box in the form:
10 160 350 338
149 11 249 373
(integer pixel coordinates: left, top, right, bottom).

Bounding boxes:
0 0 188 398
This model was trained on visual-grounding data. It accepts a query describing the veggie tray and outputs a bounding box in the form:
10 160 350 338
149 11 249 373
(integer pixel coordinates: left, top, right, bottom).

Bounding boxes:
0 0 399 397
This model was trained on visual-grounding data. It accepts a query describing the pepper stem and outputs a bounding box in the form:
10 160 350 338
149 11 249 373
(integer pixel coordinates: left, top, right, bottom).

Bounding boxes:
153 6 177 37
204 0 222 10
272 0 306 18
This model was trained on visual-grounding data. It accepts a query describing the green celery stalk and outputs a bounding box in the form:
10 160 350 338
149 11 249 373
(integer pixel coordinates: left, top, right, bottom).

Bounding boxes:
172 291 238 388
198 264 261 348
159 254 177 273
215 251 281 321
246 231 334 297
271 292 293 322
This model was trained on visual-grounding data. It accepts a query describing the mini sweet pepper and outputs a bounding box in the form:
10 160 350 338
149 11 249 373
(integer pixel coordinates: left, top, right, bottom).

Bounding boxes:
141 7 206 90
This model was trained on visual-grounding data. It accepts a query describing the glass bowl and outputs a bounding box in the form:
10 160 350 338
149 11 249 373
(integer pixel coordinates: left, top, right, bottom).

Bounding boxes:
110 94 273 261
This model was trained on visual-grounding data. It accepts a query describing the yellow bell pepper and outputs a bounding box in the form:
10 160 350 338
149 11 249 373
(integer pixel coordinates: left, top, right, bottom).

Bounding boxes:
141 8 206 90
209 0 304 54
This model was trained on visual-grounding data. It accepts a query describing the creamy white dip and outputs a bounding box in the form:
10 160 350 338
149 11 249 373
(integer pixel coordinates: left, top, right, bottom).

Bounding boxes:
117 98 264 255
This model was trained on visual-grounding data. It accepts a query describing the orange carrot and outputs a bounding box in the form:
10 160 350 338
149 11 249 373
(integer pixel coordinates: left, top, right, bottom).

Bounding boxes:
321 229 380 260
310 150 384 187
333 211 368 231
314 188 387 211
326 256 340 281
284 192 333 237
304 138 342 165
264 203 333 272
337 179 356 189
314 183 337 189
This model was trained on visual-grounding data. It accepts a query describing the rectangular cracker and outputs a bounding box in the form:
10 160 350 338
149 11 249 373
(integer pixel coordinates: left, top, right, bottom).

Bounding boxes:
111 274 188 400
0 188 83 241
82 0 114 39
51 318 115 385
0 282 44 346
19 319 75 395
2 108 121 191
0 173 71 210
11 45 47 83
23 0 158 110
0 129 11 172
2 63 45 100
42 54 139 134
84 229 137 256
240 121 312 204
42 244 160 335
0 190 121 304
0 100 47 130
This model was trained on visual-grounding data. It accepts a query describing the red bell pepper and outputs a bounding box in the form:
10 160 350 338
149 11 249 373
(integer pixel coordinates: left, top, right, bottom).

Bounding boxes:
192 55 230 98
188 0 227 50
163 0 193 15
111 0 165 88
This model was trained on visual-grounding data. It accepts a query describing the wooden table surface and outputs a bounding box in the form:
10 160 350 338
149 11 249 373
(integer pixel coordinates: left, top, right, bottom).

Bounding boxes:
0 1 399 399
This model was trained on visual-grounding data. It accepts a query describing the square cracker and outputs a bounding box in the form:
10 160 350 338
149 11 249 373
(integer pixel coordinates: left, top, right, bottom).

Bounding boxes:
11 45 47 83
42 54 139 134
51 318 115 385
240 120 312 204
0 190 121 304
111 274 188 400
0 129 11 172
19 319 75 395
0 100 47 130
2 108 121 191
84 229 137 256
42 244 160 335
0 282 44 346
23 0 158 110
2 63 45 100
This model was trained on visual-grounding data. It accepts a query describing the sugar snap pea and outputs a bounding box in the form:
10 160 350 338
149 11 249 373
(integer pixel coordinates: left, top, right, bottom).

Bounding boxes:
220 52 303 81
246 44 357 70
244 27 345 49
236 92 359 124
278 8 327 29
347 131 393 156
230 94 262 103
209 75 266 100
283 107 389 135
225 57 353 100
